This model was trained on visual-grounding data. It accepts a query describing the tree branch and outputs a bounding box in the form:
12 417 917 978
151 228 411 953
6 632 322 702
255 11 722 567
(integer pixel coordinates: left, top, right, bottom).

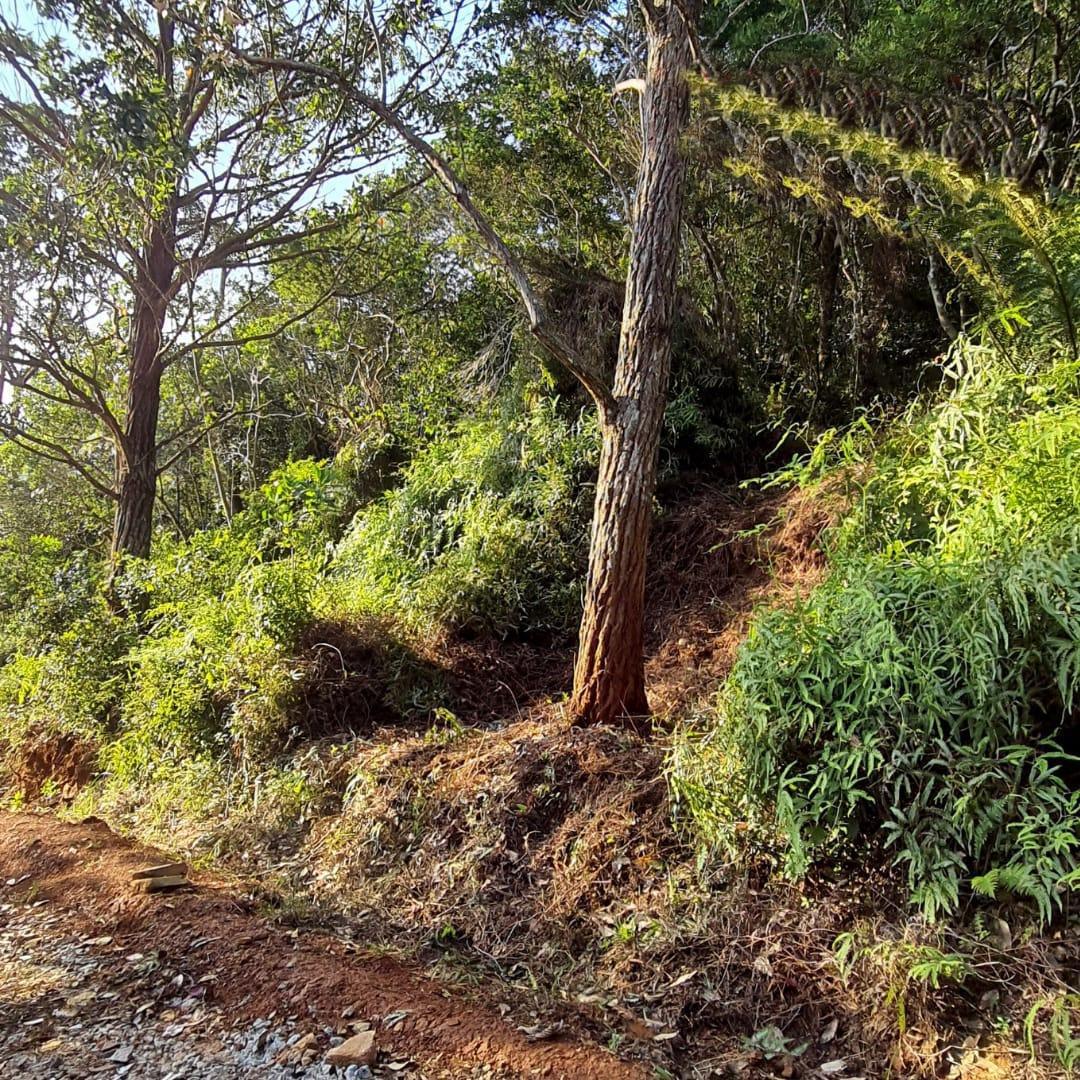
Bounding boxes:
230 48 617 420
0 418 117 499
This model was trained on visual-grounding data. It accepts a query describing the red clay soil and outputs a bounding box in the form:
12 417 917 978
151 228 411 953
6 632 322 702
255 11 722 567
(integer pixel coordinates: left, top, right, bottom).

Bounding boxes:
0 811 645 1080
645 484 834 716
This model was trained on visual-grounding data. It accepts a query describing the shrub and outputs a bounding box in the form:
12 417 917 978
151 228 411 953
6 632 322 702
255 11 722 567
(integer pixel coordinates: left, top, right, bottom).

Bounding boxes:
0 536 103 660
100 460 346 794
0 608 129 745
673 346 1080 921
0 535 129 756
326 399 597 636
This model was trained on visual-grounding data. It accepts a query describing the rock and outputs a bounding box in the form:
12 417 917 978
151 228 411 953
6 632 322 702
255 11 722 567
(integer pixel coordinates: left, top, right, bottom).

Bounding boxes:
109 1045 134 1064
132 875 188 894
325 1029 377 1068
276 1031 319 1065
131 862 188 881
988 917 1012 951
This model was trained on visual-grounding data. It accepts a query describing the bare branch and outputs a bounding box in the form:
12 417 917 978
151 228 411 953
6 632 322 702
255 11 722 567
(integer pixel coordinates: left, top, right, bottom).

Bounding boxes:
231 48 617 420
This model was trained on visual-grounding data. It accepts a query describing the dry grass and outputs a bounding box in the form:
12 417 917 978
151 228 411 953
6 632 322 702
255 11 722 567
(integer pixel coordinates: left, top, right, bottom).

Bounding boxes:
241 709 1077 1078
17 484 1079 1077
645 483 838 718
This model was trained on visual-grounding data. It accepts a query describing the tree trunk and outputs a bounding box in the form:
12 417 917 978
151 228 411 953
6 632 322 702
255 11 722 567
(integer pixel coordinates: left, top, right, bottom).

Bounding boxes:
927 251 959 342
570 0 696 730
111 374 161 561
812 217 840 417
817 218 839 374
111 217 175 563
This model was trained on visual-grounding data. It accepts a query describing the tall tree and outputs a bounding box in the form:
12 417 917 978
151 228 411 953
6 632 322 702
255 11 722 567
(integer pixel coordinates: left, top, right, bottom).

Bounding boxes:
234 0 700 727
0 1 362 565
569 0 697 726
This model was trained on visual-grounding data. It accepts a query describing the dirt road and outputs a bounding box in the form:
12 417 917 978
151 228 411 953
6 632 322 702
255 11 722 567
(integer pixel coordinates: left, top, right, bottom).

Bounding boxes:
0 812 644 1079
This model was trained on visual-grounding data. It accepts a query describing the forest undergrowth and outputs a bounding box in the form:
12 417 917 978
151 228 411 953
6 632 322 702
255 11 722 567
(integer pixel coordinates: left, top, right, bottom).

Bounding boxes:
3 371 1078 1076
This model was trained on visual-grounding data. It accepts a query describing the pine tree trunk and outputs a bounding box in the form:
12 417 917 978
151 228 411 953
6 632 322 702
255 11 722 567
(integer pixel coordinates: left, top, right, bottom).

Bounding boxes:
570 1 696 730
111 219 175 563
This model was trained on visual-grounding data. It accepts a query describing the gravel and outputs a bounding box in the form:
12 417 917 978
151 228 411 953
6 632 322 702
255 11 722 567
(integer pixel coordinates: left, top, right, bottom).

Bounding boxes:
0 899 381 1078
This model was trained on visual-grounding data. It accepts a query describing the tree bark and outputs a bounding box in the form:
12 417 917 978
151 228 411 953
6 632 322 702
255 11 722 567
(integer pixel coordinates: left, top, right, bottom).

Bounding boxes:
817 217 839 374
927 251 959 342
110 15 181 567
570 0 696 730
111 216 175 563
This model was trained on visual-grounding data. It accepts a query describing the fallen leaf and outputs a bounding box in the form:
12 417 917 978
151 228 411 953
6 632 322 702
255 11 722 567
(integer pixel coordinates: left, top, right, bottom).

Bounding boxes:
668 970 698 989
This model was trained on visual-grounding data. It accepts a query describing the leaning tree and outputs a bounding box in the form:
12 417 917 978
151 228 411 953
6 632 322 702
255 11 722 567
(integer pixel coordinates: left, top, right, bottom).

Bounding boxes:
224 0 701 728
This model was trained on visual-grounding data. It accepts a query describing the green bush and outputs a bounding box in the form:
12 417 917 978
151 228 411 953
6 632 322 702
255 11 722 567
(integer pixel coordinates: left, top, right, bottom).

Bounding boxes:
326 399 597 635
0 605 129 750
0 535 129 759
673 346 1080 921
0 536 103 659
104 460 345 784
0 406 594 813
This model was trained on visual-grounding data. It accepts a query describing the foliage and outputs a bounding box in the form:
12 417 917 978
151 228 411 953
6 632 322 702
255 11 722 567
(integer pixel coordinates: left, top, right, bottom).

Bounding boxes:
0 537 96 655
0 460 345 805
695 81 1080 363
673 347 1080 921
0 387 595 799
0 604 130 753
108 460 346 778
327 397 597 636
150 177 493 539
0 532 128 756
1026 994 1080 1074
0 0 366 539
832 926 972 1037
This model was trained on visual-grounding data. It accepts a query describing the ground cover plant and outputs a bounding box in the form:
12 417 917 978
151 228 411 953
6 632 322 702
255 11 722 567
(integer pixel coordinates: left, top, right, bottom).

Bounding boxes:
673 347 1080 924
